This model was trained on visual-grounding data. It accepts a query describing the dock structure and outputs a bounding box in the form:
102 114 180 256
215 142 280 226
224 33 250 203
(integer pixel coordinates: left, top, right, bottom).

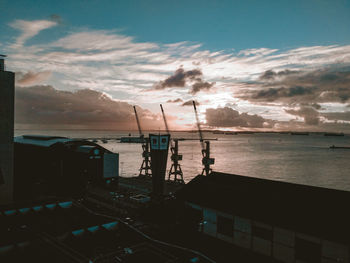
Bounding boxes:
177 171 350 263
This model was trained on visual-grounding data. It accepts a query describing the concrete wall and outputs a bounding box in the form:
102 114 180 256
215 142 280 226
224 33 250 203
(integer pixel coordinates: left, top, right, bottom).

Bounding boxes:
190 203 350 263
0 71 14 204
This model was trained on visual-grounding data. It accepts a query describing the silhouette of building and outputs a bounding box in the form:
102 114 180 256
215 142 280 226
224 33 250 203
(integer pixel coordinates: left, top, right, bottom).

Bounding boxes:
0 56 15 204
177 172 350 263
14 135 119 201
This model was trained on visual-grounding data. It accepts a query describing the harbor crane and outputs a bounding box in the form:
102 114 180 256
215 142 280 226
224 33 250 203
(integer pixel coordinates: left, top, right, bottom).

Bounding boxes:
160 104 184 184
134 106 151 178
192 101 215 176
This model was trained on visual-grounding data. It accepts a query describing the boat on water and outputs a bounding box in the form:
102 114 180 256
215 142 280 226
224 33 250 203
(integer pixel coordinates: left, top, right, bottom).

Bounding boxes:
213 131 225 134
224 132 237 135
324 132 344 136
291 132 309 136
329 145 350 149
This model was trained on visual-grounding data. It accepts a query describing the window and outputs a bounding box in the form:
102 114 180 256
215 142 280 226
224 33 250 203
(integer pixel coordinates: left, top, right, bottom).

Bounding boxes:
217 215 233 237
0 166 4 185
252 224 272 240
295 237 321 263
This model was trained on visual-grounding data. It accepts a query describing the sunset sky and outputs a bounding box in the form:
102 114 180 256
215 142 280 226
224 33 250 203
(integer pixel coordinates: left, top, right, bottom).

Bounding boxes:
1 0 350 131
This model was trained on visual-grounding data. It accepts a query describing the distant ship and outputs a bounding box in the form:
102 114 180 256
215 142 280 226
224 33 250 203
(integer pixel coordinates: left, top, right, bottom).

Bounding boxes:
324 132 344 137
224 132 238 135
291 132 309 136
329 145 350 149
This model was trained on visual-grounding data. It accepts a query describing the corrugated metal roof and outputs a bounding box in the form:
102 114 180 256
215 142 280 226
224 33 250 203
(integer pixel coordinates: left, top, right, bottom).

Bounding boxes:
15 135 72 147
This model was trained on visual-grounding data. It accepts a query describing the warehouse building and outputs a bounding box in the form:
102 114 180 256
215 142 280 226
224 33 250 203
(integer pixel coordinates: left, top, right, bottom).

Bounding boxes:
177 172 350 263
14 135 119 201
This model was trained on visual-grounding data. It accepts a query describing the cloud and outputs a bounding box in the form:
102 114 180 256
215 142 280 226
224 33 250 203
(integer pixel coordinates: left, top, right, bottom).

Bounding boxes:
182 100 199 106
190 80 215 95
259 69 299 80
15 85 165 130
285 106 320 125
205 107 274 128
153 67 215 94
9 19 57 47
16 71 52 87
251 86 313 101
5 19 350 131
153 67 202 89
322 112 350 122
240 68 350 104
167 98 183 103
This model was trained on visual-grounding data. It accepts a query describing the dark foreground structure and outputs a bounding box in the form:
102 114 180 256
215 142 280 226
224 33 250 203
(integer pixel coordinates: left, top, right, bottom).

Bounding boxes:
0 199 195 263
177 172 350 263
13 135 119 201
0 57 14 204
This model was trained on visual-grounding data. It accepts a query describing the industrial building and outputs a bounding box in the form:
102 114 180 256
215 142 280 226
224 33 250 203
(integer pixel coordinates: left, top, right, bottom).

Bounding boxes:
177 172 350 263
13 135 119 201
0 55 15 204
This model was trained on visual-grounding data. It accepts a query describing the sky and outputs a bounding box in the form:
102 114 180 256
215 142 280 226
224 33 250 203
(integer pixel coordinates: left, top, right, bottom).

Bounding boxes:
1 0 350 132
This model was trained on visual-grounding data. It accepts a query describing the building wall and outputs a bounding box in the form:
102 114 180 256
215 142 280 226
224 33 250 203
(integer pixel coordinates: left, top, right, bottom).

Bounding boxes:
186 202 349 263
0 70 14 204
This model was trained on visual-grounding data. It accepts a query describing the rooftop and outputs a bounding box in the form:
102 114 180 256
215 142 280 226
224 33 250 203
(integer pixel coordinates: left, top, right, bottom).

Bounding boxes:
177 171 350 244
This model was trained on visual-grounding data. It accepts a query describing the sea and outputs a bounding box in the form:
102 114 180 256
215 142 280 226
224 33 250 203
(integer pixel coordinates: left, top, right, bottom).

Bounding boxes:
14 129 350 191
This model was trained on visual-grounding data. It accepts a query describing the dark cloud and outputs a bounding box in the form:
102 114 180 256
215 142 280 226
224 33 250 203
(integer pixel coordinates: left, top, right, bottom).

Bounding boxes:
310 103 322 110
285 106 320 125
252 86 313 101
259 69 299 80
15 85 164 130
167 98 183 103
154 68 202 90
190 80 215 95
16 71 52 87
322 112 350 122
240 68 350 104
205 107 274 128
182 100 200 106
153 67 215 94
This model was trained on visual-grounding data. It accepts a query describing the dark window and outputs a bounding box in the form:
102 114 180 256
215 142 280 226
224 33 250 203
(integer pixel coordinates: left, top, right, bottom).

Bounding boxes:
152 139 157 144
0 166 4 185
252 224 273 240
295 237 321 263
161 138 166 143
217 216 233 236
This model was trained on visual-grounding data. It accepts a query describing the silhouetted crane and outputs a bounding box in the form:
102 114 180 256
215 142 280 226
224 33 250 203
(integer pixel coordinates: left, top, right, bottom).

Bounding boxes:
192 100 215 176
160 104 184 184
134 106 151 177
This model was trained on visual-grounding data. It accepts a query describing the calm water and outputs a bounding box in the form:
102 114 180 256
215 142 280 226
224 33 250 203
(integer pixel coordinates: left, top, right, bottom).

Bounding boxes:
15 130 350 191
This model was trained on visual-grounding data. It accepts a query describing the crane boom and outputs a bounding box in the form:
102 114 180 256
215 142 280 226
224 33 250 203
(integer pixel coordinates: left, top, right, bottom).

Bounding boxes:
160 104 170 134
193 100 204 150
133 106 143 137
